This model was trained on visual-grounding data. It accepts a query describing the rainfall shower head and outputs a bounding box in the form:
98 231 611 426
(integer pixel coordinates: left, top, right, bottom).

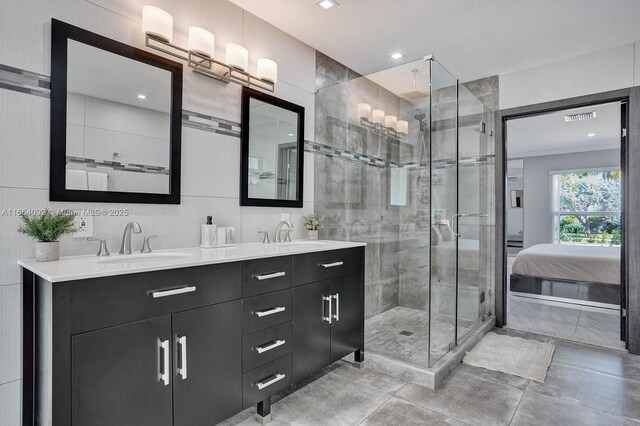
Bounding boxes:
414 113 428 132
414 113 426 122
400 69 429 101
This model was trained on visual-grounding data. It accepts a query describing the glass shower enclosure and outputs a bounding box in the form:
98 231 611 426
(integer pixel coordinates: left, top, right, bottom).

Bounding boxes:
313 54 495 370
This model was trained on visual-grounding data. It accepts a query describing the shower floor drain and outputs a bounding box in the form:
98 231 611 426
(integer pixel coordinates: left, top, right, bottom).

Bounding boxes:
399 331 414 336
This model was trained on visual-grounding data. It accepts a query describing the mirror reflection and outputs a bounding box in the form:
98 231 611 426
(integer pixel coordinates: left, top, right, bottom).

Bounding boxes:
65 40 172 194
247 98 299 201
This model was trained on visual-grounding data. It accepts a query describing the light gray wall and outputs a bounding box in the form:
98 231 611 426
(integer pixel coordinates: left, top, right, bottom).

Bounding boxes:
521 148 620 248
0 0 318 422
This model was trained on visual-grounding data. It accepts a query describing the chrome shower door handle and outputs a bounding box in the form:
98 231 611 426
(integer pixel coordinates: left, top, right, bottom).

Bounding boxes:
177 335 187 380
158 339 170 386
450 214 463 237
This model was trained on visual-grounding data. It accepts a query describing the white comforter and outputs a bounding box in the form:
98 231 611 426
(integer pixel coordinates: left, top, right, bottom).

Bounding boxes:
512 244 620 285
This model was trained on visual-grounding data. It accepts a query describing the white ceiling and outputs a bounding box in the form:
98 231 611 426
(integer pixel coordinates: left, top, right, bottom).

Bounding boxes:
507 102 621 158
229 0 640 82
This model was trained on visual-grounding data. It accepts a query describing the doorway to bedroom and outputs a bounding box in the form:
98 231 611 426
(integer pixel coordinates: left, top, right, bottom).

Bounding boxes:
504 100 625 350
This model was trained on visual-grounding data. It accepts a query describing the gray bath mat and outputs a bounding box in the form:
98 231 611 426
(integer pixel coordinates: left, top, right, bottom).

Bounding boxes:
463 332 555 382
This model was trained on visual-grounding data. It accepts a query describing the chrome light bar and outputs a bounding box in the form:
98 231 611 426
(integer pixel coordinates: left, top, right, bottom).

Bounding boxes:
145 34 275 93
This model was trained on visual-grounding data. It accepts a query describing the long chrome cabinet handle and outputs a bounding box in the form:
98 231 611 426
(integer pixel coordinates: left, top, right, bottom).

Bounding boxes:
255 373 286 390
255 339 286 354
177 335 187 380
255 306 286 317
322 295 332 323
320 261 343 268
332 293 340 322
158 339 170 386
151 286 196 298
254 271 286 281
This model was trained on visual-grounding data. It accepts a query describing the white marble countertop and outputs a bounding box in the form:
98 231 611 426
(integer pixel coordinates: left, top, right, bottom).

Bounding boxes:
18 240 366 283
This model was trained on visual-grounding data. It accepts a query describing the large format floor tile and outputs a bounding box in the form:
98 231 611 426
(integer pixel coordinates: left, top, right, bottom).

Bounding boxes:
527 362 640 420
396 365 524 425
511 389 638 426
574 309 621 347
361 397 466 426
507 299 581 336
551 339 640 381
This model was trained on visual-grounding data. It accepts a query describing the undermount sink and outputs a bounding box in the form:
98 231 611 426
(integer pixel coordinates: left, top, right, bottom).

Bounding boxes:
95 252 191 264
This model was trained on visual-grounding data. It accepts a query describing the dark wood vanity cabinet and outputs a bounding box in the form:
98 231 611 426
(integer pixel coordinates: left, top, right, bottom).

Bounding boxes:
23 246 364 426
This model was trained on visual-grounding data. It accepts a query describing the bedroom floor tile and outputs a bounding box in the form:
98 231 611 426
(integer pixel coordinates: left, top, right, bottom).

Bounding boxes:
574 309 622 348
507 299 581 336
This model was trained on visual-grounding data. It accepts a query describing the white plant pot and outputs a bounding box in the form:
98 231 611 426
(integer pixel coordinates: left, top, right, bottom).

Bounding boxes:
307 230 319 241
36 241 60 262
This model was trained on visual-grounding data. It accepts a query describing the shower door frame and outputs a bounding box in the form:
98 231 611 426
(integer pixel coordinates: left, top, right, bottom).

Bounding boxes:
494 87 640 355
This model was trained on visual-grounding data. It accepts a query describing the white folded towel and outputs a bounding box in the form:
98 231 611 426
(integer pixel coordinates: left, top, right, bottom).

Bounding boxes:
66 169 88 190
87 172 108 191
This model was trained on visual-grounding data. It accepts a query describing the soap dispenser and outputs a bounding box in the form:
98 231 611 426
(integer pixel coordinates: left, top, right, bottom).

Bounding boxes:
200 216 217 248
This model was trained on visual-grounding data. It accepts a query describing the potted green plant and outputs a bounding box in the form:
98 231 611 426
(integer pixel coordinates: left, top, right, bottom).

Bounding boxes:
18 209 76 262
302 213 325 241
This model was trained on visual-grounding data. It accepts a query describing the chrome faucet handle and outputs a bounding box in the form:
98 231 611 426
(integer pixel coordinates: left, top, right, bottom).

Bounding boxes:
284 229 293 242
87 237 110 256
258 231 271 244
141 235 158 253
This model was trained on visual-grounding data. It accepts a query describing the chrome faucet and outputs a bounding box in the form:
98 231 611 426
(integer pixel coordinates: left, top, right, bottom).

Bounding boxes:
119 222 142 254
275 220 294 243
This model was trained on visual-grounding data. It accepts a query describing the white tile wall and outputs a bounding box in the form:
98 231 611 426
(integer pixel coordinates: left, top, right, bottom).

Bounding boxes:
0 2 318 416
499 42 636 110
0 380 21 425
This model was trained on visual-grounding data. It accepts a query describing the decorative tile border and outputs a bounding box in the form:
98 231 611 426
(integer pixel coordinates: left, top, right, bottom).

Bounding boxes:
2 63 495 171
67 156 170 175
0 64 50 98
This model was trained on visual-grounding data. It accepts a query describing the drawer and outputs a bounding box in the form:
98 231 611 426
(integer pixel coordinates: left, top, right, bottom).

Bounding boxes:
242 256 292 297
293 248 363 286
70 263 241 333
242 289 292 334
242 354 292 408
242 323 292 372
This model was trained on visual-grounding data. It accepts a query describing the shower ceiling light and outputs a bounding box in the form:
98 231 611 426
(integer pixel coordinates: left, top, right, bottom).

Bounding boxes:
316 0 338 10
390 52 403 60
587 133 595 137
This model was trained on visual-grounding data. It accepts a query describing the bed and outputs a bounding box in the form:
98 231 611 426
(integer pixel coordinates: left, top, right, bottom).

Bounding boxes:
510 244 621 304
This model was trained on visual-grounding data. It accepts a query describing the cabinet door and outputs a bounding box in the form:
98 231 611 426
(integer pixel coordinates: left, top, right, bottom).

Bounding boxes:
331 273 363 363
292 280 332 382
172 300 243 426
71 316 173 426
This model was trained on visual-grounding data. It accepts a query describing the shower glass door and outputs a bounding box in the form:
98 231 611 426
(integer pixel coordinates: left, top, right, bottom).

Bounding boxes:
428 59 459 366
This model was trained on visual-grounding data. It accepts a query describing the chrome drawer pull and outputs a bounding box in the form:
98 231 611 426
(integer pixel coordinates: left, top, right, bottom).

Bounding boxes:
255 306 286 317
158 339 170 386
255 339 286 354
255 373 286 390
254 271 286 281
177 335 187 380
320 261 343 268
322 295 332 323
332 293 340 322
151 286 196 298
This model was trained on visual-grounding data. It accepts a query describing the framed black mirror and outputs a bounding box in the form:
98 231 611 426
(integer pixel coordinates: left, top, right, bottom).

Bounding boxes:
50 19 183 204
240 87 305 207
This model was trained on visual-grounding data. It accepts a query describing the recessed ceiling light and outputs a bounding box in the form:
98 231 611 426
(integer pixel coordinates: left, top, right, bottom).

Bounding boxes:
137 94 147 100
587 133 595 137
390 52 403 60
288 133 294 137
316 0 338 10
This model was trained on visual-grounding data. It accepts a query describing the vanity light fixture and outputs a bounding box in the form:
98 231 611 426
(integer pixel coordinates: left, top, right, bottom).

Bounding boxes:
397 120 409 135
356 105 405 139
316 0 338 10
142 5 277 92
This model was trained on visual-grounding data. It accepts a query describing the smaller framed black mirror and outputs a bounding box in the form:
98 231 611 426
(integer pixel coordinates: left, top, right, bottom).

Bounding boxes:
241 87 305 207
50 19 183 204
